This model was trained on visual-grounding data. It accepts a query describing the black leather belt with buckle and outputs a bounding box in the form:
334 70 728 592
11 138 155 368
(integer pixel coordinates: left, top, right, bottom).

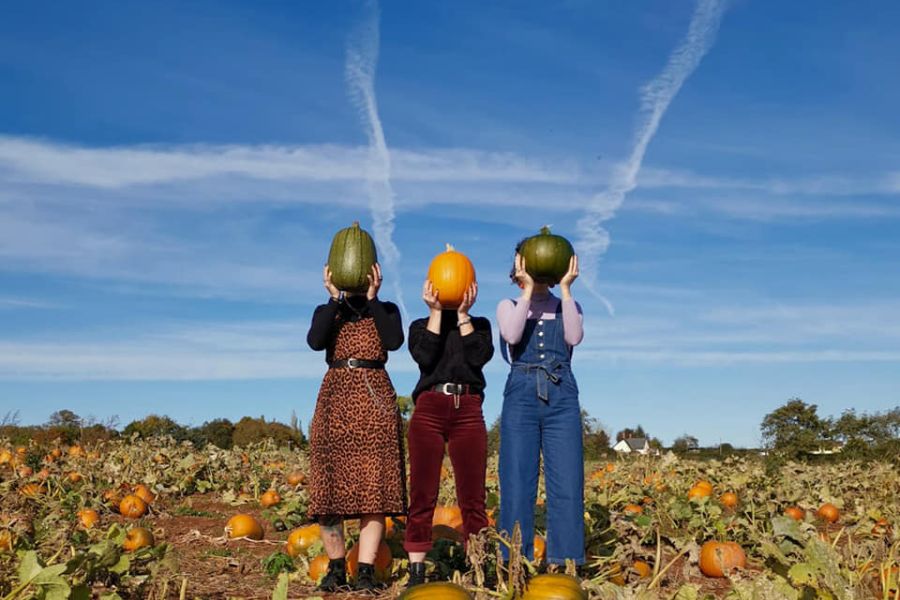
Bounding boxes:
431 383 472 395
329 358 385 370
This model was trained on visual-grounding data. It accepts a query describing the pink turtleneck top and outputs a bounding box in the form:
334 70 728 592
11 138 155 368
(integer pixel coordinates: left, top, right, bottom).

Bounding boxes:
496 291 584 347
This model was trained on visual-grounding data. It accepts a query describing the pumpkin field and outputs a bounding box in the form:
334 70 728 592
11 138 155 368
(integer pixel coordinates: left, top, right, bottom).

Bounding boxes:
1 438 898 600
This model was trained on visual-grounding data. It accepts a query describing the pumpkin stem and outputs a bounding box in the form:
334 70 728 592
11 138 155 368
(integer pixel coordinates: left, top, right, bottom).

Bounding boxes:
445 243 455 252
351 221 360 228
540 225 552 235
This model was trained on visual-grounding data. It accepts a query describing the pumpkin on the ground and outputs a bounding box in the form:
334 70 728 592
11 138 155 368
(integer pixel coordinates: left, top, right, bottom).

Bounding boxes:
133 484 155 505
119 495 148 519
784 506 805 521
327 221 378 293
0 530 13 551
522 573 588 599
285 524 320 557
123 527 154 551
816 503 840 523
426 244 476 309
519 226 575 284
719 492 739 509
21 483 44 498
286 471 306 487
308 554 330 584
346 539 392 581
699 541 746 577
688 485 712 501
225 514 264 540
260 489 281 508
623 504 643 517
432 505 463 531
78 509 100 529
533 535 546 562
632 560 652 579
399 581 473 599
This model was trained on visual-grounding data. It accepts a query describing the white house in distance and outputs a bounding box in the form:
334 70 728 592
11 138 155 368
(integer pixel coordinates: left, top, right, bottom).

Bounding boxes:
613 437 653 455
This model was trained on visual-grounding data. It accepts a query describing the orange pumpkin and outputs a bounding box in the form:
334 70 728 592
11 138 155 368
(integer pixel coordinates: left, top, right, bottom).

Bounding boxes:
50 448 62 459
120 494 148 518
784 506 805 521
66 471 83 484
17 466 33 478
522 574 587 599
347 540 392 581
0 529 13 551
632 560 652 579
688 485 712 501
695 480 713 493
36 468 50 480
308 554 330 584
0 449 13 465
433 505 463 531
816 503 840 523
872 518 892 536
285 524 320 557
123 527 155 551
78 508 100 529
398 582 473 599
225 514 264 540
286 471 306 486
426 244 476 309
102 488 122 508
699 541 746 577
719 492 738 509
68 445 85 458
133 484 155 505
20 483 43 498
260 489 281 508
533 535 546 562
623 504 644 517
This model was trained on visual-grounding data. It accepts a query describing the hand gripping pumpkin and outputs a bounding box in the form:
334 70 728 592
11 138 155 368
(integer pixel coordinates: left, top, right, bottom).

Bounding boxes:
519 226 575 285
327 221 378 293
427 244 476 309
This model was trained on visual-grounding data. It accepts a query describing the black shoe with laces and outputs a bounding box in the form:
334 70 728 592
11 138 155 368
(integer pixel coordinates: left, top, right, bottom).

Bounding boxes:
354 562 381 592
319 558 347 592
407 561 427 588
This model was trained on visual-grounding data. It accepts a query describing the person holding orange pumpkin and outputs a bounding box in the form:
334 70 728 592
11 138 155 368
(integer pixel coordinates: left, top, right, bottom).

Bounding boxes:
306 260 407 592
404 246 494 588
496 232 585 567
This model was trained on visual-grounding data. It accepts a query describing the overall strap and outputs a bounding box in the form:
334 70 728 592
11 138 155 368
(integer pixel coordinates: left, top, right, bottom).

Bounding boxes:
554 297 573 360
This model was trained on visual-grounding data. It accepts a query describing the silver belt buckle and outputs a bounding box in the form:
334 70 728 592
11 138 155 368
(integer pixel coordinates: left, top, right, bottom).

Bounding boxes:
347 358 359 369
441 383 454 395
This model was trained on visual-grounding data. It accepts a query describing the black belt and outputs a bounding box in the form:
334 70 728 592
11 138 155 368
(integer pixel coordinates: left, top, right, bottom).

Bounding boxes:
431 383 475 395
329 358 385 370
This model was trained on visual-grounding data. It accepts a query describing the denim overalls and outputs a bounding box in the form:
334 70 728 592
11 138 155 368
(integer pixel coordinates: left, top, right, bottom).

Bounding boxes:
499 302 585 565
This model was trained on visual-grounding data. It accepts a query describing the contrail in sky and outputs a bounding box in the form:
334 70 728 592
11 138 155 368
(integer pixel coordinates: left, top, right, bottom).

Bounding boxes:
577 0 729 314
345 1 407 318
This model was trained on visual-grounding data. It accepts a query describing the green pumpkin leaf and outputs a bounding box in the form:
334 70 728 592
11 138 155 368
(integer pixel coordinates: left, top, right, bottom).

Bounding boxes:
788 563 818 587
272 572 289 600
673 583 700 600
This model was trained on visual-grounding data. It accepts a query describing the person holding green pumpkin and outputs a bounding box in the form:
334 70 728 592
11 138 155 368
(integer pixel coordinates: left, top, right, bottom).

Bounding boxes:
496 227 585 566
306 223 407 592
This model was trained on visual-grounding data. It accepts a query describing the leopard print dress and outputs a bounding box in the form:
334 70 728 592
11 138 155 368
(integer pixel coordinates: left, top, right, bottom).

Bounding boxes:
308 315 407 518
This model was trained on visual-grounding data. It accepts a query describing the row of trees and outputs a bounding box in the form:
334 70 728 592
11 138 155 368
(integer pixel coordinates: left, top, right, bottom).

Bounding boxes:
0 410 306 449
760 398 900 461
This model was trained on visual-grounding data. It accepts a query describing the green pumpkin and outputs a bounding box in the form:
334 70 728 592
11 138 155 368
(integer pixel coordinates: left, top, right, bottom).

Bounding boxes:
522 574 587 600
520 226 574 285
327 221 378 293
398 582 473 600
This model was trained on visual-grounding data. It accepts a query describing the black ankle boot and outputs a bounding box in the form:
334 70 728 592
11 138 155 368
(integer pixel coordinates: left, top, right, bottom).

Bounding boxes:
319 558 347 592
355 562 380 591
407 562 427 588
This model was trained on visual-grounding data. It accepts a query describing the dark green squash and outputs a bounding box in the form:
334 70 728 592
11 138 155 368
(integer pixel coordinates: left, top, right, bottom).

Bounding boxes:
398 581 473 600
327 221 378 293
520 226 574 285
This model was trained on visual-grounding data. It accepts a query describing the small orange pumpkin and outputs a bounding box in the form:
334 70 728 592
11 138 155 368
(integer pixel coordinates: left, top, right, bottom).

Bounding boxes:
784 506 805 521
286 471 306 486
632 560 652 579
0 529 13 551
66 471 83 484
688 485 712 501
699 541 746 577
119 494 148 519
719 492 738 509
78 508 100 529
123 527 155 551
133 484 155 505
225 514 264 540
533 535 546 562
308 554 330 584
426 244 476 309
816 503 840 523
260 489 281 508
20 483 43 498
623 504 644 517
433 505 463 531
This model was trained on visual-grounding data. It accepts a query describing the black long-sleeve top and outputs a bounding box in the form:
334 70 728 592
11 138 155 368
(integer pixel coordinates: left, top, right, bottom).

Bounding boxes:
408 311 494 401
307 296 404 363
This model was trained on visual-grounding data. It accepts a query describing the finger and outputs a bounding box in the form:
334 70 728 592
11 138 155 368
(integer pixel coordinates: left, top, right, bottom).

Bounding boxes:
375 263 382 280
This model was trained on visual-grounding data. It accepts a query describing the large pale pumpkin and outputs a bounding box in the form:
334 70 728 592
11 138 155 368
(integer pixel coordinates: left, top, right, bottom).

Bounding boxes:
399 582 473 599
522 574 588 600
519 226 574 285
427 244 475 309
327 221 378 293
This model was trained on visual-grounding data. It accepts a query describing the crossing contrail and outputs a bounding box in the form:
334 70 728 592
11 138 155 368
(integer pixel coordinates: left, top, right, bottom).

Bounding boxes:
577 0 729 314
346 0 407 318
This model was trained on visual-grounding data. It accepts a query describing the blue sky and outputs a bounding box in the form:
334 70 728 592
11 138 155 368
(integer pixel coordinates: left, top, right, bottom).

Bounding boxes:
2 0 899 448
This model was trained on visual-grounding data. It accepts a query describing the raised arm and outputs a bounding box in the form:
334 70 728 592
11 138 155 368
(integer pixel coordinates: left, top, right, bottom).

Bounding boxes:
307 300 339 351
561 299 584 346
497 298 530 345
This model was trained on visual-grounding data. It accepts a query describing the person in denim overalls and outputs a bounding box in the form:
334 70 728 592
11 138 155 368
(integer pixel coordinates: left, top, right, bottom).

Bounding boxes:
496 249 584 566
